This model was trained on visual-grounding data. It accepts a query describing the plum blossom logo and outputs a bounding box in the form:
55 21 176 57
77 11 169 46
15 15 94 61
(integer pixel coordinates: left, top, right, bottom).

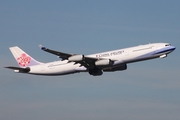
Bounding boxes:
17 53 31 67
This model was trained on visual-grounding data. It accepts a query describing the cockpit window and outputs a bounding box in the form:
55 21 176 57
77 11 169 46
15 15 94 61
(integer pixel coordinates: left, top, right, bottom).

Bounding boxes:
165 44 171 46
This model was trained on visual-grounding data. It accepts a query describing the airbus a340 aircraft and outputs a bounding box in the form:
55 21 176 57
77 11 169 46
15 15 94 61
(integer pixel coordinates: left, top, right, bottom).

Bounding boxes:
5 43 175 76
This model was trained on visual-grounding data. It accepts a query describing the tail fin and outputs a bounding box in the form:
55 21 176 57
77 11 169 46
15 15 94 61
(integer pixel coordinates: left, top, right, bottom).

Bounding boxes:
9 46 43 68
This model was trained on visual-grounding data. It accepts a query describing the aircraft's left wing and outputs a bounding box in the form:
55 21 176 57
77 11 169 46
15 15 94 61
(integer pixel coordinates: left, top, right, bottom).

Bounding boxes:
39 45 72 60
39 45 98 68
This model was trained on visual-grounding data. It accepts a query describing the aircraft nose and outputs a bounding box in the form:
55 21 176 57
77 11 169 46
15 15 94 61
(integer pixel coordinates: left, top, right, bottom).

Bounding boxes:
171 46 176 51
168 46 176 53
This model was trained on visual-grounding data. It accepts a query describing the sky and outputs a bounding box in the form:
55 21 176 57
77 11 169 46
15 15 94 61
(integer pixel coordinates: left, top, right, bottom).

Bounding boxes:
0 0 180 120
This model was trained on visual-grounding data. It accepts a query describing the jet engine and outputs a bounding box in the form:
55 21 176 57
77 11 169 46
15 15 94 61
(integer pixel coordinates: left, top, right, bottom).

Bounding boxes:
68 55 84 62
95 59 114 66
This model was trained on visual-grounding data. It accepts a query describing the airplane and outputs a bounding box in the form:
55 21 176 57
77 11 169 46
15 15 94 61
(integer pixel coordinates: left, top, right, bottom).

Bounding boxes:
5 43 175 76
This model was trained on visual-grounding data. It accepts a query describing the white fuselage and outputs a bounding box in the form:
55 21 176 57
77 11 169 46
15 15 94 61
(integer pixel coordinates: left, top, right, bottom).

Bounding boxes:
20 43 175 75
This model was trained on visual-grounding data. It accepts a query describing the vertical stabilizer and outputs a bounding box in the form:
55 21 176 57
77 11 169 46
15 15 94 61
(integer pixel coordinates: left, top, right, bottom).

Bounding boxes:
9 46 43 68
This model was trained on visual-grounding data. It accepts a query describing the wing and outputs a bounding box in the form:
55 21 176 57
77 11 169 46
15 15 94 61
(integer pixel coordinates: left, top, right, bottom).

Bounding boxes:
39 45 72 60
39 45 99 68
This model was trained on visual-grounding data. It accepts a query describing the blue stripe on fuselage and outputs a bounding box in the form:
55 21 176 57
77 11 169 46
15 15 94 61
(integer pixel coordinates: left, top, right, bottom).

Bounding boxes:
154 46 176 55
130 46 175 62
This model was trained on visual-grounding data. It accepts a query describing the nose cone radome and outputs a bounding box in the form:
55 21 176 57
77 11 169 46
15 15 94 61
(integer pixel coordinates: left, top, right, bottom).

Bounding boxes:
171 46 176 51
168 46 176 54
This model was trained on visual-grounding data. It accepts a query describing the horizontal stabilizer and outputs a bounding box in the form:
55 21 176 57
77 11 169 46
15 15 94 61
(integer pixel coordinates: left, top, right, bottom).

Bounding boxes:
5 66 30 73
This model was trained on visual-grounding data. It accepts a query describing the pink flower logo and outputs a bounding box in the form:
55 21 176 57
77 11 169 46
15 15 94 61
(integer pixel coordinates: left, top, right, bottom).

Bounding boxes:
17 53 31 67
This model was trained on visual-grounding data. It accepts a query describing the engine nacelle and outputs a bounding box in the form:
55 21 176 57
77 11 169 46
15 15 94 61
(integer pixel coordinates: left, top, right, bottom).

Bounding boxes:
68 55 84 62
95 59 113 66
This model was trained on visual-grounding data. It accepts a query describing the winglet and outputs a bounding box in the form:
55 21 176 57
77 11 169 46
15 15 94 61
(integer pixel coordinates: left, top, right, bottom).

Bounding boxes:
39 45 47 50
